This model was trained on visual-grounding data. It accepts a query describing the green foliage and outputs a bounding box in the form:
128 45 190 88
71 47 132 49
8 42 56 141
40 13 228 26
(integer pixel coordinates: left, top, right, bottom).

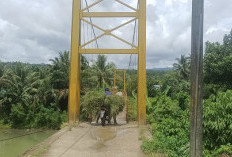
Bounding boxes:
175 91 190 110
0 52 71 129
50 51 69 90
126 70 137 96
10 103 27 128
105 95 125 117
81 90 105 121
173 55 190 80
204 30 232 89
93 55 116 89
34 105 63 129
204 90 232 150
127 96 137 121
9 102 66 129
0 52 118 128
211 144 232 157
143 30 232 156
143 95 189 157
161 71 190 99
81 90 125 122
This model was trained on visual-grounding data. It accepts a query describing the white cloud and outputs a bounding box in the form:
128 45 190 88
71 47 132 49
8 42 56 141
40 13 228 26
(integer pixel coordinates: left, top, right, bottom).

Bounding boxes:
0 0 232 68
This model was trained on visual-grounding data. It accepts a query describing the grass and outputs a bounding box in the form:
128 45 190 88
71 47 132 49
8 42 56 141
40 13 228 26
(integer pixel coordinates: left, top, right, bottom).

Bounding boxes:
0 120 10 129
28 144 50 157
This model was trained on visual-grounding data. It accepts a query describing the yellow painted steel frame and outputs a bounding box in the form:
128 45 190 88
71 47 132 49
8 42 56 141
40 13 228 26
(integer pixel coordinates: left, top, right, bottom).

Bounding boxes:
69 0 146 125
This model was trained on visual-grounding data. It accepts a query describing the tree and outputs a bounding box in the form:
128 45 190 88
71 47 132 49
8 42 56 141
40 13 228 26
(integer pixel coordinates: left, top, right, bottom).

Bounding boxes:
173 55 190 80
50 51 69 90
93 55 115 89
204 29 232 89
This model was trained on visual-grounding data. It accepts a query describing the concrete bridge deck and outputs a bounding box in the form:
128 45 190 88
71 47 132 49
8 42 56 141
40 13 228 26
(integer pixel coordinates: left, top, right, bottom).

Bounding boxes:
23 109 145 157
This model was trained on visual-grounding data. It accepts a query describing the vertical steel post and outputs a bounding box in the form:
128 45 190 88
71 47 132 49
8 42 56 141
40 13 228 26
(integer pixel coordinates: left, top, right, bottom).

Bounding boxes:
190 0 204 156
137 0 146 125
68 0 81 124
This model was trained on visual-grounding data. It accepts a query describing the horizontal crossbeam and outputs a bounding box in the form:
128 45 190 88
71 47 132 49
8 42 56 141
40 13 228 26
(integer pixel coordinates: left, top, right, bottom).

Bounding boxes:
80 18 137 48
79 49 138 54
81 12 138 18
115 0 137 11
81 0 103 12
81 0 137 12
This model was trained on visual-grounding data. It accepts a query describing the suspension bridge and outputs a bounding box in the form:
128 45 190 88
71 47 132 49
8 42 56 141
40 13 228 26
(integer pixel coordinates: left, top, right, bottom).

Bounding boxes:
22 0 204 156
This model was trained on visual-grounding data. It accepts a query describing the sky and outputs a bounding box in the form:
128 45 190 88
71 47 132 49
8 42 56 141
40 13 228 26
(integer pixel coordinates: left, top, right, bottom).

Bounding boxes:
0 0 232 69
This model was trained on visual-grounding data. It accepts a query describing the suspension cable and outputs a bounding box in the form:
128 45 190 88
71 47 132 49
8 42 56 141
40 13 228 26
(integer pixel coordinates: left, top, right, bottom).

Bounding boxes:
84 0 99 49
128 1 139 70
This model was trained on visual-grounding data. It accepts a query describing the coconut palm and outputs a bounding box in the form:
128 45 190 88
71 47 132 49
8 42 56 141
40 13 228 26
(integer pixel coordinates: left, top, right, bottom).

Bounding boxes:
93 55 115 89
173 55 190 80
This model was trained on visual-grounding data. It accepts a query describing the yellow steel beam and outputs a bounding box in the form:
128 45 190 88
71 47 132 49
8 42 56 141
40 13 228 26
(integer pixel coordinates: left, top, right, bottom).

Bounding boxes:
68 0 81 124
137 0 146 125
81 12 138 18
81 33 105 48
110 33 137 48
110 18 137 32
113 69 127 92
81 18 105 32
69 0 147 126
80 49 138 54
115 0 137 12
82 17 136 33
80 18 137 48
81 0 103 12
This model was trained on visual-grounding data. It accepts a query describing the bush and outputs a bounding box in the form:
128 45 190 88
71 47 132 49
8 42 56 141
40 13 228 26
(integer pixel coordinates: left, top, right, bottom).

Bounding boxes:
10 103 27 128
10 103 65 129
144 90 232 156
142 95 189 157
204 90 232 151
81 90 105 121
34 105 62 129
105 95 125 117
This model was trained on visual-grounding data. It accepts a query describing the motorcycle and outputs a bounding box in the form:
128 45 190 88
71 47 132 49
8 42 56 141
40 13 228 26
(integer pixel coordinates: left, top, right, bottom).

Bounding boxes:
99 105 110 126
100 109 106 126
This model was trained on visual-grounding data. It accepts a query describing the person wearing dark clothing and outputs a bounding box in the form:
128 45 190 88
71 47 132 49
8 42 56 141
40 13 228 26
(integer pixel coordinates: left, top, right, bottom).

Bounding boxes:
105 88 112 96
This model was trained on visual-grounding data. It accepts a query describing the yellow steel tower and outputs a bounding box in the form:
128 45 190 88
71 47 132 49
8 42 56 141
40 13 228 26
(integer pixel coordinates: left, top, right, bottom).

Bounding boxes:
68 0 146 125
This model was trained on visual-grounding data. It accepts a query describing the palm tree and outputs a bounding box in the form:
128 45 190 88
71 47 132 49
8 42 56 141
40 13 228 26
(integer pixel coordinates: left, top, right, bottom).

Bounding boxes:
93 55 115 89
173 55 190 80
49 51 70 110
50 51 69 90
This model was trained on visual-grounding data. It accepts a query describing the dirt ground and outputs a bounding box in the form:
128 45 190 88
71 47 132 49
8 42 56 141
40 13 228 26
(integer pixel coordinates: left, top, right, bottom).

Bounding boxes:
24 109 146 157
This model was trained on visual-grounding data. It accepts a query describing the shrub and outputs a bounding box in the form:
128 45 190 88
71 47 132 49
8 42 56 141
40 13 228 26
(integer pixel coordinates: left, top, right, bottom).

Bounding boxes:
204 90 232 151
10 103 27 128
142 95 189 157
10 103 65 129
34 105 62 129
104 95 125 117
81 90 105 121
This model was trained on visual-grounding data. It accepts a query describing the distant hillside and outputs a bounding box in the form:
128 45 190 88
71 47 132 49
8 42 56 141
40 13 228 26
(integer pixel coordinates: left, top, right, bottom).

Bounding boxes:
147 67 173 71
1 61 49 67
